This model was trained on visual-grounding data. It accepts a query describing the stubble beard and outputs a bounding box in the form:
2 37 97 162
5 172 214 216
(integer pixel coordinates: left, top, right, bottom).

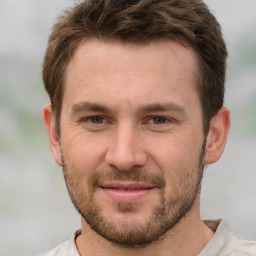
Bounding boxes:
62 143 205 247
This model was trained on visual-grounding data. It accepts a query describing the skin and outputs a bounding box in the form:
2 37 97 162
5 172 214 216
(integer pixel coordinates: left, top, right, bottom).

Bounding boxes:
43 39 230 256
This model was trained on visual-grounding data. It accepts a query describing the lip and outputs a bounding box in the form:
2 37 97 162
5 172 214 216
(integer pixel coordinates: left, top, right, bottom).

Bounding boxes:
100 182 155 202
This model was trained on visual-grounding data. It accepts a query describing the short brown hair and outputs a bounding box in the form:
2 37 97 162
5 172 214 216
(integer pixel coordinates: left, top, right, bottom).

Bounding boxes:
43 0 227 134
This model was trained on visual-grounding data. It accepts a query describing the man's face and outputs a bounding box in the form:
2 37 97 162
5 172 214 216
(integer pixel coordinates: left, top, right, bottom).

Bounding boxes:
58 39 206 246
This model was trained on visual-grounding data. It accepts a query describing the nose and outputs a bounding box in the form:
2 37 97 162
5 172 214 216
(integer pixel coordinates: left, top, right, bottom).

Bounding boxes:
105 123 147 171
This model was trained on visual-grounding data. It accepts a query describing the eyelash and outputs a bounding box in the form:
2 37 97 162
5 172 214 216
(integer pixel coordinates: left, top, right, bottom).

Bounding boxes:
147 116 169 125
82 116 108 124
81 115 173 126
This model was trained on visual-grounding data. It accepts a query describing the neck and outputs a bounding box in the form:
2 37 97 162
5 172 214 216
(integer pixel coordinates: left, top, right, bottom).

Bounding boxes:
76 199 214 256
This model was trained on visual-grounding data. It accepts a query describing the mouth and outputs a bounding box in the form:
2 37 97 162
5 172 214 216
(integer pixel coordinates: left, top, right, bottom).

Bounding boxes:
104 187 150 191
100 182 155 202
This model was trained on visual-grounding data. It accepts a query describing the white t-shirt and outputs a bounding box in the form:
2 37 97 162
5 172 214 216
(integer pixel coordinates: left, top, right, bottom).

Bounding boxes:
38 220 256 256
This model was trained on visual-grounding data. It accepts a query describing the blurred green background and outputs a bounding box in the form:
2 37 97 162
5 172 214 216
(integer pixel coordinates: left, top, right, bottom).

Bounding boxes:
0 0 255 255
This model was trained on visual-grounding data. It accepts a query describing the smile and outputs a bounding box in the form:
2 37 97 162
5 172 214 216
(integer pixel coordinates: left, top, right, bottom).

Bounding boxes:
104 187 150 191
100 182 155 202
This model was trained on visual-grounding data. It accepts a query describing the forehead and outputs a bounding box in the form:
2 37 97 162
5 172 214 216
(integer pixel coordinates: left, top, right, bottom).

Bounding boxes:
67 39 198 78
63 39 200 111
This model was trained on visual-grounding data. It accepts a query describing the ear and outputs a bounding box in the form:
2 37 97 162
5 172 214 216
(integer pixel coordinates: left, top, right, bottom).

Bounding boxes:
204 106 231 164
43 104 63 166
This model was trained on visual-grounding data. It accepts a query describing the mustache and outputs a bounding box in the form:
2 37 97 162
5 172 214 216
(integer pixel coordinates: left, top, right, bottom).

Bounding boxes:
88 168 166 190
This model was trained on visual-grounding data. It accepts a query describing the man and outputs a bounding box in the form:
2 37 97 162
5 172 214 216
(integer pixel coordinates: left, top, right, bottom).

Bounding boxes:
40 0 256 255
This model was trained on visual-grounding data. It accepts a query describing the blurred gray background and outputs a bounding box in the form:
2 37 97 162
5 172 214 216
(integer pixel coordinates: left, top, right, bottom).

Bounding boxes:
0 0 256 255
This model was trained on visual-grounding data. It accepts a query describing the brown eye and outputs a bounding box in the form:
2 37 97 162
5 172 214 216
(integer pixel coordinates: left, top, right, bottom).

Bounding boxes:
90 116 104 124
152 116 167 124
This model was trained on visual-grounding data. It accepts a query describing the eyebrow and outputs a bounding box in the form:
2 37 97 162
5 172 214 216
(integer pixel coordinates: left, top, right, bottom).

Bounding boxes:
71 102 110 116
138 102 186 114
71 101 186 116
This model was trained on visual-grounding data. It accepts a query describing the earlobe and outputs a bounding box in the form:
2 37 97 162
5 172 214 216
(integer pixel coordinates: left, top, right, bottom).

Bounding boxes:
204 106 231 164
43 104 63 166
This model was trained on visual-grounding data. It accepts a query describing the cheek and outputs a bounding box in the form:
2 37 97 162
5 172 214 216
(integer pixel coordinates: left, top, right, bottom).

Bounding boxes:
61 131 108 175
147 132 204 189
149 134 201 167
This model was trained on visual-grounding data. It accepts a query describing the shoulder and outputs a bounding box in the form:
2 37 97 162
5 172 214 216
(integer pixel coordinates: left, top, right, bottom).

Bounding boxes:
37 230 81 256
224 230 256 255
200 219 256 255
38 240 71 256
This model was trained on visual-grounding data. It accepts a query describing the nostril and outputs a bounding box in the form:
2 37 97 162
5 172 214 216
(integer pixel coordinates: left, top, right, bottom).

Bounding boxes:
105 134 147 170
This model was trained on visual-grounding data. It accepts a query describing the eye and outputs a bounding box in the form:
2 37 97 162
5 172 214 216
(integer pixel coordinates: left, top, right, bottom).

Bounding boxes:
91 116 104 124
150 116 168 124
84 116 106 124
